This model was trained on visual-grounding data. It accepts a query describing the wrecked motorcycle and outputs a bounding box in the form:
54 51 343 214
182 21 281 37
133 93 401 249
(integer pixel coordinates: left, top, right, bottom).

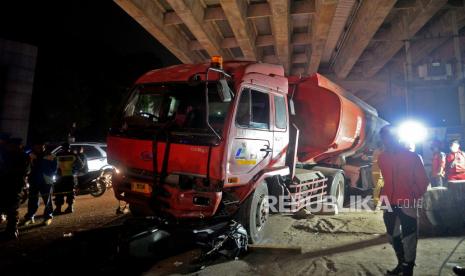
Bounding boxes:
117 218 248 261
73 170 113 197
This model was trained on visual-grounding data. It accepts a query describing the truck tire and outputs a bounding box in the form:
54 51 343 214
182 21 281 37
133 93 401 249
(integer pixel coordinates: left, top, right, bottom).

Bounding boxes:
237 181 269 244
312 166 345 211
328 172 345 210
423 187 465 233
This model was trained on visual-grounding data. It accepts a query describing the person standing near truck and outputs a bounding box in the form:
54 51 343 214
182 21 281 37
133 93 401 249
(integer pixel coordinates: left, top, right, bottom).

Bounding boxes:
76 146 88 173
378 125 429 276
0 138 29 239
23 142 57 226
446 140 465 181
371 142 384 208
0 132 10 225
431 140 446 187
54 143 77 215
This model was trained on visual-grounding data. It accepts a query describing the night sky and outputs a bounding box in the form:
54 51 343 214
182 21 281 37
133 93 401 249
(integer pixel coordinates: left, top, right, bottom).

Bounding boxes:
0 0 179 142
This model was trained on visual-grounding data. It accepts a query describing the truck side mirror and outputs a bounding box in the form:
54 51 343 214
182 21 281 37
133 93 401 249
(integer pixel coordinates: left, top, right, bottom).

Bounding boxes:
217 79 232 102
289 99 296 115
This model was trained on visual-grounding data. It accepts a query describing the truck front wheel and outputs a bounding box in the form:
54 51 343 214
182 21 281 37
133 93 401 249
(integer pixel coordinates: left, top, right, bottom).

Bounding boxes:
237 181 269 244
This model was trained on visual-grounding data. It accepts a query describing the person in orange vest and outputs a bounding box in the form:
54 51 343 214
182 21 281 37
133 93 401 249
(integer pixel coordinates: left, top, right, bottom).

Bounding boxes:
446 140 465 181
431 140 446 187
378 125 429 276
54 143 78 214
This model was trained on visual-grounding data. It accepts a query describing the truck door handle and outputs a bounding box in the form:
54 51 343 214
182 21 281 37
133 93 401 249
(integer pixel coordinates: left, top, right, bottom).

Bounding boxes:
260 145 272 158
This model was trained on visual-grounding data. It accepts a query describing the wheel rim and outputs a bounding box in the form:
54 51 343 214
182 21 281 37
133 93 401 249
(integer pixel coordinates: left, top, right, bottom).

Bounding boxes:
256 195 269 231
96 182 104 192
92 182 105 195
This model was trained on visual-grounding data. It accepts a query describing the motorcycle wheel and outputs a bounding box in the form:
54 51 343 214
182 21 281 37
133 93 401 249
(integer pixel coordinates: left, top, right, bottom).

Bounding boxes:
90 179 106 197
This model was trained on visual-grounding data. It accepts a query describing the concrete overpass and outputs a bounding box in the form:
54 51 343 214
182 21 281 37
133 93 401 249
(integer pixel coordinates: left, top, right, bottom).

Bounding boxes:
114 0 465 120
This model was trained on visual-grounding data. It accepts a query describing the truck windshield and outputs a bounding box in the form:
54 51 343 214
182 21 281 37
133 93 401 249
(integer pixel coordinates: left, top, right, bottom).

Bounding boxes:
120 82 231 138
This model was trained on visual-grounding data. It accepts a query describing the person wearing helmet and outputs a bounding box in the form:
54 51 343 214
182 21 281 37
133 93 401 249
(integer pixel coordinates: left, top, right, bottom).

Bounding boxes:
431 140 446 187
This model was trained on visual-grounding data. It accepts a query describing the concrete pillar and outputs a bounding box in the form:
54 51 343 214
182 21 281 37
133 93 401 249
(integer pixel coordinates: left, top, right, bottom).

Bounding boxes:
452 11 465 125
456 90 465 129
0 39 37 142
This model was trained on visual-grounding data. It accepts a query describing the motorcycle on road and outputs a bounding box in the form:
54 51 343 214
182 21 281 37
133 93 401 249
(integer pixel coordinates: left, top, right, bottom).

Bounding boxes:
73 170 113 197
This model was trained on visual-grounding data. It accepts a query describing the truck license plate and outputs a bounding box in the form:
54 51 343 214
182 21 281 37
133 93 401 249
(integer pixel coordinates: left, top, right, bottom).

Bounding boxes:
131 182 151 194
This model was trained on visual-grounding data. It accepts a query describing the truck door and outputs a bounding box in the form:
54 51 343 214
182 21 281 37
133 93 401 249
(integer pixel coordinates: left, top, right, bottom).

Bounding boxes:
271 94 289 167
226 87 273 185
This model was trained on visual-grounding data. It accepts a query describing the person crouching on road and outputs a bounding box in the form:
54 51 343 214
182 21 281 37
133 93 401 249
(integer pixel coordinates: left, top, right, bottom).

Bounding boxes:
431 140 446 187
22 142 57 226
378 125 429 276
446 140 465 181
54 143 77 215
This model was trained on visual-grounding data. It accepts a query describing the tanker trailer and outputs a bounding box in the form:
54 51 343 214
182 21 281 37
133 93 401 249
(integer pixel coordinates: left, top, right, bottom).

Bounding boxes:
286 74 388 209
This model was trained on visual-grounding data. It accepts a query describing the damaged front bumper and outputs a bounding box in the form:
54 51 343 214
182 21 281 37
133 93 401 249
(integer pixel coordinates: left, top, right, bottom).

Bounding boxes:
113 169 224 219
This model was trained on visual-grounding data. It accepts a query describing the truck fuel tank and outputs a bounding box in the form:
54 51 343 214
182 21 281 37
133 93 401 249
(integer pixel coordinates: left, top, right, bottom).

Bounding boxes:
289 74 387 164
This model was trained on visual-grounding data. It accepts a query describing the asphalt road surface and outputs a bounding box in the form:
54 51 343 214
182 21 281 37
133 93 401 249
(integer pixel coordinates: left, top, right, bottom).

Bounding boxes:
0 192 143 275
0 191 200 276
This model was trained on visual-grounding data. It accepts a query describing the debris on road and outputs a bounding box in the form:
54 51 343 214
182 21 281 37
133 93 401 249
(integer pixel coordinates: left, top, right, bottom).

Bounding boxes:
291 212 385 235
195 220 248 260
312 203 339 216
292 208 315 220
119 224 171 259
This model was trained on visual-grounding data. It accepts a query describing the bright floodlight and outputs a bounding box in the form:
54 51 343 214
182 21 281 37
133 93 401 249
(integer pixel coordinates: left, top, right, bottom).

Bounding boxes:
398 121 427 144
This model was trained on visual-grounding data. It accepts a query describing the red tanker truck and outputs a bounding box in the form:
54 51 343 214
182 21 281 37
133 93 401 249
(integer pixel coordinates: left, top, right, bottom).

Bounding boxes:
107 58 387 243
